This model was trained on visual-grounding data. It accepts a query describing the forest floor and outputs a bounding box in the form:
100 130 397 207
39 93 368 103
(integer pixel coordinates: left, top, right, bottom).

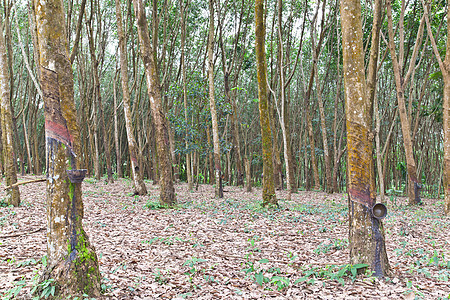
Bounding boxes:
0 175 449 300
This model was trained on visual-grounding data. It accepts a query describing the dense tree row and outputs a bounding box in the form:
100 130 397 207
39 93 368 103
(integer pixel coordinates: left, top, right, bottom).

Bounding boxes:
3 0 446 203
0 0 448 296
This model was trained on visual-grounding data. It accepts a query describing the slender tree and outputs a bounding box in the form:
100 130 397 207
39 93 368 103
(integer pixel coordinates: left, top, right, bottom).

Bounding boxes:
0 13 19 206
208 0 224 198
386 0 424 205
133 0 176 205
422 0 450 214
180 0 193 191
255 0 277 207
34 0 101 296
340 0 389 276
115 0 147 195
86 7 114 183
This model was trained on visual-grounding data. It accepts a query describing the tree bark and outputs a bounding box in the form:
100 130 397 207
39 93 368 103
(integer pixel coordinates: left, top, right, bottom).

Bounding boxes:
133 0 176 205
115 0 147 195
207 0 224 198
0 13 20 206
255 0 277 207
386 0 424 205
180 0 193 190
34 0 101 296
113 69 123 178
340 0 389 277
87 17 114 183
421 0 450 214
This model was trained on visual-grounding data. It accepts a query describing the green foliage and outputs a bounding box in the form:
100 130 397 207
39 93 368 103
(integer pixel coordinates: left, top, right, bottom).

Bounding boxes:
153 269 169 285
314 238 349 254
143 197 175 210
31 279 56 299
295 264 369 286
2 279 26 300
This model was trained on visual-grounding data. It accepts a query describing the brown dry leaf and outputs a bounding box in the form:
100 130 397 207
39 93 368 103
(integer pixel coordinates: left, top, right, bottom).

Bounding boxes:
0 176 449 299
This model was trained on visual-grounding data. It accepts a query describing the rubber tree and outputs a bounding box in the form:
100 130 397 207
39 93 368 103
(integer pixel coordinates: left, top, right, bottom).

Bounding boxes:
340 0 389 276
34 0 101 296
386 0 424 205
255 0 277 207
115 0 147 195
421 0 450 215
207 0 224 198
180 0 194 190
0 13 19 207
132 0 176 205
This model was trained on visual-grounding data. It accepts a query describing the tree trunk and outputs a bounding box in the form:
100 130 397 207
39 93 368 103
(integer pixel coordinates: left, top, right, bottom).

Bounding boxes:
207 0 223 198
115 0 147 195
133 0 176 205
386 0 424 205
87 19 114 183
276 0 292 199
422 0 450 214
0 13 19 206
245 156 252 192
207 126 215 184
113 70 123 178
34 0 101 296
180 0 193 190
340 0 389 277
255 0 277 207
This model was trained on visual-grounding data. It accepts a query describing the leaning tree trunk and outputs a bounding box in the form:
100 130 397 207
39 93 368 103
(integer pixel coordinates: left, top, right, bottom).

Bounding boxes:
422 0 450 215
386 0 424 205
132 0 176 206
255 0 277 207
115 0 147 195
340 0 389 277
207 0 223 198
34 0 101 296
0 13 19 206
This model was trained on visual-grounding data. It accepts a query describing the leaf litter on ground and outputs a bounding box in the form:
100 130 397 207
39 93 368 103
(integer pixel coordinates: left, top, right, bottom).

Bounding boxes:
0 175 449 299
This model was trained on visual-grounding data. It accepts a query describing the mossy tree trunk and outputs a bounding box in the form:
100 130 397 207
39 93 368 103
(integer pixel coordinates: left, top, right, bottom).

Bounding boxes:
422 0 450 214
34 0 101 296
207 0 223 198
340 0 389 277
115 0 147 195
132 0 176 206
255 0 277 207
0 13 19 206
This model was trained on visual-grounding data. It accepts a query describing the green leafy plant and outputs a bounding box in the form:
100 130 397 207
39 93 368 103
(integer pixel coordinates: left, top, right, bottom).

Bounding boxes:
31 278 56 299
2 279 26 300
154 269 168 284
295 264 369 286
